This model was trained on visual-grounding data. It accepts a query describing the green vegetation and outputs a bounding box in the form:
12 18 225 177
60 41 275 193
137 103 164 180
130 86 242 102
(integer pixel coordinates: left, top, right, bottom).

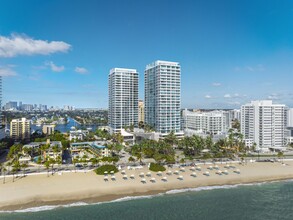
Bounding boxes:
94 165 118 175
149 163 166 172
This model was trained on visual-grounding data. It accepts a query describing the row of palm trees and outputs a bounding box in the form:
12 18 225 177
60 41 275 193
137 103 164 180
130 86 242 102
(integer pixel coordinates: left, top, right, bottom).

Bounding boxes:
128 129 248 165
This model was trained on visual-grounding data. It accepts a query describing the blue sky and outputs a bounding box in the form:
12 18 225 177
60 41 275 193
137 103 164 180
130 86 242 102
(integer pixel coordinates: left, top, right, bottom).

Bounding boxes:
1 0 293 108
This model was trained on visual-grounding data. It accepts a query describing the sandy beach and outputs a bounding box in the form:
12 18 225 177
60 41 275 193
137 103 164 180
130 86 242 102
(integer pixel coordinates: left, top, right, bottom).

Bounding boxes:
1 161 293 211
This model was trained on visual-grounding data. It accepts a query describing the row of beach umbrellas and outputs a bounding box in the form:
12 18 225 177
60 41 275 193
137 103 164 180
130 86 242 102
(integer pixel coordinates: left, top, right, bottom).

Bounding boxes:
103 166 241 182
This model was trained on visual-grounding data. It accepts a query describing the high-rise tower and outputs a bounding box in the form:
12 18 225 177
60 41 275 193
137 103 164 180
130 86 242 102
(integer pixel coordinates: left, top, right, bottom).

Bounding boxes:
108 68 138 134
145 60 181 134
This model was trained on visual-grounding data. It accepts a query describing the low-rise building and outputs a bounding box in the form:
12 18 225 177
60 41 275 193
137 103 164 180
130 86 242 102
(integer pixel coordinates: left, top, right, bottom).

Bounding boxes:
70 142 110 160
42 124 55 135
23 139 63 161
69 130 89 141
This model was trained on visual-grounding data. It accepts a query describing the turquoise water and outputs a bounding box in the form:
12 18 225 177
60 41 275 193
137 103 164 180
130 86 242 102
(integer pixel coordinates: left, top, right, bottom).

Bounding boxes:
1 180 293 220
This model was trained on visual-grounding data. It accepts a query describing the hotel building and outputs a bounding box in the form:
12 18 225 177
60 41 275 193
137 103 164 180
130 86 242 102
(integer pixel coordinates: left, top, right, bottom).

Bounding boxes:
182 109 227 135
241 100 287 152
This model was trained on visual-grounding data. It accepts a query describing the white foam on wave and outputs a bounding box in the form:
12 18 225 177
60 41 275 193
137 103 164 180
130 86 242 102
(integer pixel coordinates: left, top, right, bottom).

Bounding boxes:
0 202 88 213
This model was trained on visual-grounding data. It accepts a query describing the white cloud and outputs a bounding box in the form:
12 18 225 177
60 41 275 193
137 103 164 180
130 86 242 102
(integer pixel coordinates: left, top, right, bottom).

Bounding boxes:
246 64 265 72
0 34 71 57
0 66 17 76
45 61 65 72
234 64 265 72
212 82 221 87
267 93 280 100
224 93 244 99
205 95 212 99
75 67 88 74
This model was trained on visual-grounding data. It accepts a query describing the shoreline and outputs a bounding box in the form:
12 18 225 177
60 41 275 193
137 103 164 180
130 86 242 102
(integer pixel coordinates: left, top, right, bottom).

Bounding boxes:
1 162 293 212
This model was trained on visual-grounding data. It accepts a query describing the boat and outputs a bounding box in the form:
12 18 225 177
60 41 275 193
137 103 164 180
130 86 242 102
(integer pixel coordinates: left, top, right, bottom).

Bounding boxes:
71 126 76 130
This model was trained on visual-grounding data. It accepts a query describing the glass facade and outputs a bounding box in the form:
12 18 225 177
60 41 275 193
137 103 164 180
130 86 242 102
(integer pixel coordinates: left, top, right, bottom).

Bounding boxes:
108 68 138 133
145 61 181 134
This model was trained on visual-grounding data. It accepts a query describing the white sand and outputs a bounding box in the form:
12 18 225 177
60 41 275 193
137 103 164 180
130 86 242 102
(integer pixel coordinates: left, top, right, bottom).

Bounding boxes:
0 161 293 210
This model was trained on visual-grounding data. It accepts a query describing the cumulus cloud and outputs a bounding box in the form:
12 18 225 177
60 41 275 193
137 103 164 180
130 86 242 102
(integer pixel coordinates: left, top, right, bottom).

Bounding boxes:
75 67 88 74
224 94 232 98
45 61 65 72
0 34 71 57
0 66 17 76
205 95 212 99
267 93 280 100
212 82 221 87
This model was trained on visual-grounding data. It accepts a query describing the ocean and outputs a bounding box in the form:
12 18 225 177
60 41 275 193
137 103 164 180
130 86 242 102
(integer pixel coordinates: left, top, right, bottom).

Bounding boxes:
1 180 293 220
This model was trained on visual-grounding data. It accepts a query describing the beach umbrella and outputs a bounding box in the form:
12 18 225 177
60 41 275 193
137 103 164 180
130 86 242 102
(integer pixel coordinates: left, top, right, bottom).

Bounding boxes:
151 177 156 183
146 172 151 177
224 165 229 169
191 172 197 177
110 171 114 174
178 175 183 180
162 177 167 182
130 174 135 179
104 171 108 175
111 176 116 180
208 166 213 170
223 170 229 175
204 171 210 176
196 166 201 171
141 178 146 183
123 175 128 179
140 172 145 177
167 170 172 175
234 169 240 174
121 170 126 174
180 167 185 172
190 167 195 171
217 170 222 175
157 171 162 176
104 176 108 181
174 170 179 174
214 165 219 170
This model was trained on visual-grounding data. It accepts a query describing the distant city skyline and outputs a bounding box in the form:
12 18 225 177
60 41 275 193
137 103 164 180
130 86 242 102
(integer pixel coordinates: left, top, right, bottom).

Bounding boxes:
1 0 293 108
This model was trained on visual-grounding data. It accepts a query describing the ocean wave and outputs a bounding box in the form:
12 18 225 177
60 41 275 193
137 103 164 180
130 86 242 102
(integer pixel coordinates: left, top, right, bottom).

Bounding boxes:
1 179 292 213
0 202 88 213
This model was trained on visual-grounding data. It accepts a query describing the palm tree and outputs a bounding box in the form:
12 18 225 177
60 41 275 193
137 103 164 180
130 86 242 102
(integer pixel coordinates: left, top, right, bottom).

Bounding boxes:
21 163 28 177
136 152 143 165
82 155 88 173
36 156 42 173
2 166 7 184
12 161 20 182
49 158 55 175
90 157 96 168
72 158 79 173
277 151 284 163
56 155 62 171
44 160 50 177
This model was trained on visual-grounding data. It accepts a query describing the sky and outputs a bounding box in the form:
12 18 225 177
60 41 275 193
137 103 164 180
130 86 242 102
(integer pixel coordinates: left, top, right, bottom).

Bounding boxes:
1 0 293 109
